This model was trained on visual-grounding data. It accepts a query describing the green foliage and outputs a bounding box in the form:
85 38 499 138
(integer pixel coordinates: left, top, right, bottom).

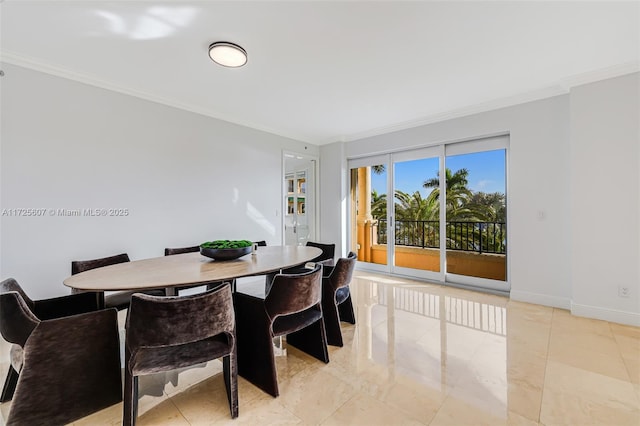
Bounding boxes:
371 164 386 174
200 240 253 249
369 167 505 223
371 189 387 219
369 167 506 252
394 190 438 221
467 192 506 222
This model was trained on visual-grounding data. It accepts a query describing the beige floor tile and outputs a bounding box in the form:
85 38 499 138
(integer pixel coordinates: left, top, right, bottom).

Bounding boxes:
215 399 303 426
551 309 613 336
379 376 446 424
540 387 640 426
277 367 358 424
541 360 640 425
613 333 640 375
548 317 631 381
507 352 547 388
506 411 540 426
429 394 509 426
168 374 237 425
3 271 639 426
623 355 640 384
612 332 640 383
506 381 543 422
136 398 190 426
507 327 551 360
611 322 640 339
321 391 425 426
73 394 186 426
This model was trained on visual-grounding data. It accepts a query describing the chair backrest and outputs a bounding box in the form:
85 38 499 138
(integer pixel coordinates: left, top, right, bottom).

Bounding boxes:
254 241 267 247
126 283 235 349
324 252 357 293
265 264 322 320
0 277 34 310
306 241 335 264
0 278 39 347
164 246 199 256
71 253 130 275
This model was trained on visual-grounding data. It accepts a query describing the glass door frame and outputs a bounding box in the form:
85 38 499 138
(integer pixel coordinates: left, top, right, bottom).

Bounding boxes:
282 150 318 246
443 136 510 292
347 134 510 293
348 154 391 274
390 145 445 282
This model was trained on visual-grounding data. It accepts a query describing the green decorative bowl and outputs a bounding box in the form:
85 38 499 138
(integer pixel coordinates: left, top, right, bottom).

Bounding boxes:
200 246 252 261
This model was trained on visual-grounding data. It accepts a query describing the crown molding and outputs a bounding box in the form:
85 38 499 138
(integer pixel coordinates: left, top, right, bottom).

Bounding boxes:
337 85 568 143
335 61 639 144
0 50 314 144
558 61 639 92
2 50 637 146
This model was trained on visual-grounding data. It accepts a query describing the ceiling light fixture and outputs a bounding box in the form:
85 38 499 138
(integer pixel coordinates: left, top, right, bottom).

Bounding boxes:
208 42 247 68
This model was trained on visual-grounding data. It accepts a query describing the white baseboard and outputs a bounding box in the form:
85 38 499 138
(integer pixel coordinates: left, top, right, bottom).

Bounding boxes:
570 302 640 327
510 289 571 310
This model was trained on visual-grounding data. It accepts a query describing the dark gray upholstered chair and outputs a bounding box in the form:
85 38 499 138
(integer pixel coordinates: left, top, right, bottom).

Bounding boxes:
163 245 200 256
233 264 328 397
306 241 336 266
123 283 237 425
0 278 122 425
280 241 336 277
322 252 357 347
71 253 166 310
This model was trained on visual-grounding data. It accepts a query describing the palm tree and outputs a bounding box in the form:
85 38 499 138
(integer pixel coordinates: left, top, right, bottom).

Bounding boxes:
392 190 439 248
371 164 385 174
468 192 506 222
370 189 387 219
394 190 438 221
423 168 474 220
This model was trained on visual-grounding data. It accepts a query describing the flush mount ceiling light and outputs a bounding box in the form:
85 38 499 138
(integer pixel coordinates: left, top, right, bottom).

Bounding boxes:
208 42 247 67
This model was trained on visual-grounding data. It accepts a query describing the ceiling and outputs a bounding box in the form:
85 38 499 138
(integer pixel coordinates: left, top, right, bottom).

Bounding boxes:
1 1 638 145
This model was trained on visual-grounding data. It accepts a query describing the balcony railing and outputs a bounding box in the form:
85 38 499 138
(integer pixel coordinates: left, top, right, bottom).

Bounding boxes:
377 219 506 255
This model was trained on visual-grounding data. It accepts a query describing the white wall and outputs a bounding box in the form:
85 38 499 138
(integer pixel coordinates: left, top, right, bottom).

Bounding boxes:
0 63 315 299
570 73 639 325
321 72 639 325
319 141 347 256
329 94 573 309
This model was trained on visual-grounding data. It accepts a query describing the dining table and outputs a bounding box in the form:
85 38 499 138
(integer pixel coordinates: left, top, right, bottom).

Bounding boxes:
63 245 322 294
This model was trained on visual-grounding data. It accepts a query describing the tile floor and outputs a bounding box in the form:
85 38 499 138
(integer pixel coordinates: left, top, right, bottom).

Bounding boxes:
1 271 638 425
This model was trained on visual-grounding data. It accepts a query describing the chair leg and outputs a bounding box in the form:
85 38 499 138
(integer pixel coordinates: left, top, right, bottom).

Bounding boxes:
234 293 279 397
223 351 239 418
287 318 329 364
322 299 344 347
123 372 139 426
338 293 356 324
0 365 18 402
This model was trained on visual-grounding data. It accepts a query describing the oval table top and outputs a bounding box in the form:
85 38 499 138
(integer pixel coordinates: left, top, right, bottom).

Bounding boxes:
63 245 321 292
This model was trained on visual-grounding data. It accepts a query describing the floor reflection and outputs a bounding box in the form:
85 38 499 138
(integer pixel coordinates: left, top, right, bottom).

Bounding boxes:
352 274 509 418
2 271 638 425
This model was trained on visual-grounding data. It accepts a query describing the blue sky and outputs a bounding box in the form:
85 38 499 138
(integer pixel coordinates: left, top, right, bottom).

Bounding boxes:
371 149 505 196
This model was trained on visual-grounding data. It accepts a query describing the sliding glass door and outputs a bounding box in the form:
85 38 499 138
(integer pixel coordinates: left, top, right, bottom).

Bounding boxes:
349 136 509 292
349 155 388 272
391 146 443 281
444 138 508 291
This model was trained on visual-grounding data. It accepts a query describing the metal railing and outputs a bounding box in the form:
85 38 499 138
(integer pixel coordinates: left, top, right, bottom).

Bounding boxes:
377 219 506 254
